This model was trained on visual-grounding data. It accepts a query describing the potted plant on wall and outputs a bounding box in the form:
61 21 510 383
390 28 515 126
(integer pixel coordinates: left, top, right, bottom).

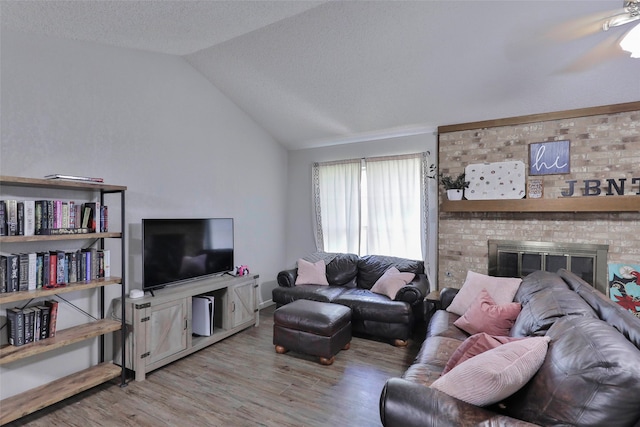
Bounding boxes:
439 172 468 200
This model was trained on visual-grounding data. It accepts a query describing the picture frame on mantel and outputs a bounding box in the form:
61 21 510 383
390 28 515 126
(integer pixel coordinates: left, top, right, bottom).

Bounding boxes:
529 140 570 175
527 178 544 199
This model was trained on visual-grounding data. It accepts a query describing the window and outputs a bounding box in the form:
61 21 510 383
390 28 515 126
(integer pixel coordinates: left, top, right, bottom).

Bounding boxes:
312 153 429 260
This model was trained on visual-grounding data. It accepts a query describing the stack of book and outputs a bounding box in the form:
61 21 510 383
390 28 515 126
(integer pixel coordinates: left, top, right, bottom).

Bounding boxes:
44 174 103 183
0 199 108 236
0 249 110 293
6 300 59 347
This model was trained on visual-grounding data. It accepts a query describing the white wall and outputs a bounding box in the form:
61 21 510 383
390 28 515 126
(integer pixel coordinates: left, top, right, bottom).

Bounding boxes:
285 134 439 286
0 30 288 398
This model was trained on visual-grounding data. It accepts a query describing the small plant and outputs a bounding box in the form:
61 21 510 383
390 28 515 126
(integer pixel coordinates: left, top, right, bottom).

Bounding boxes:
438 172 469 190
425 156 468 191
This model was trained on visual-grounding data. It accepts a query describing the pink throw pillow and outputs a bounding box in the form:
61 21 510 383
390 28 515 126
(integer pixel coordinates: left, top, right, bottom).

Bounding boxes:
446 271 522 316
431 336 551 406
295 259 329 286
442 333 523 375
370 267 416 299
454 288 521 336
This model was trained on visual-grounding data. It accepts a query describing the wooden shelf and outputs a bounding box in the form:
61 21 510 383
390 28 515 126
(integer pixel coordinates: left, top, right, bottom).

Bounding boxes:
441 196 640 213
0 277 121 305
0 319 122 365
0 174 127 424
0 232 122 243
0 175 126 192
0 362 121 425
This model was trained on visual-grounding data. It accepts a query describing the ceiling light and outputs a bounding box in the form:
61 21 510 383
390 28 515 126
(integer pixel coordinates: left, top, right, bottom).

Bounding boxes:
620 23 640 57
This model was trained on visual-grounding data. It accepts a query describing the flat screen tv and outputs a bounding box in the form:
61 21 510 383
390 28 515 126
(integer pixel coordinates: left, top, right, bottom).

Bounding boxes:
142 218 234 292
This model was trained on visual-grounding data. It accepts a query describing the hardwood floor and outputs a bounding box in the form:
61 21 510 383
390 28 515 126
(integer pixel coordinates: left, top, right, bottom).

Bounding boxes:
5 306 422 427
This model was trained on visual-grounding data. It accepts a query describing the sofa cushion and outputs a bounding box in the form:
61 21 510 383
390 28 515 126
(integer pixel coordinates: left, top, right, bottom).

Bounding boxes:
404 335 463 386
442 333 523 375
453 288 522 336
325 253 359 287
427 310 469 341
431 336 550 407
295 259 329 286
510 287 597 337
446 271 521 317
504 316 640 427
401 363 444 388
356 255 424 289
333 288 412 323
272 284 348 305
558 268 640 349
514 270 572 305
370 267 416 299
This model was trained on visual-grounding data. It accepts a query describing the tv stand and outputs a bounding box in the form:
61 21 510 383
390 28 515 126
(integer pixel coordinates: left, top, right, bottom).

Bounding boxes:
114 274 259 381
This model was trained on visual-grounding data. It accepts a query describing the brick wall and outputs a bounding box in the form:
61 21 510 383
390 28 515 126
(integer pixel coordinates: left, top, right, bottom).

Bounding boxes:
437 108 640 290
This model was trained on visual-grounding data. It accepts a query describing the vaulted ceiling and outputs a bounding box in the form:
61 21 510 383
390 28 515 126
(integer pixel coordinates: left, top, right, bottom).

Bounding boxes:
2 1 638 150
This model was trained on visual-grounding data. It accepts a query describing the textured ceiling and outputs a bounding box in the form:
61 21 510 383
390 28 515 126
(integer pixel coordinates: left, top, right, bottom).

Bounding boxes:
2 1 639 150
0 1 325 55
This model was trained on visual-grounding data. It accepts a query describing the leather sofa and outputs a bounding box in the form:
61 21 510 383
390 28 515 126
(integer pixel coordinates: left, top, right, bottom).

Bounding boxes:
273 253 429 346
380 269 640 426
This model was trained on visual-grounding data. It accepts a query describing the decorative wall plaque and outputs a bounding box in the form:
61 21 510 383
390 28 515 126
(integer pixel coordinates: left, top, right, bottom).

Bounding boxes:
527 178 544 199
529 140 570 175
465 161 526 200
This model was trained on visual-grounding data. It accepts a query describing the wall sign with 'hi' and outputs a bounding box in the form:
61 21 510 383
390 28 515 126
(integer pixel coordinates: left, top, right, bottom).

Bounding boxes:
529 140 570 175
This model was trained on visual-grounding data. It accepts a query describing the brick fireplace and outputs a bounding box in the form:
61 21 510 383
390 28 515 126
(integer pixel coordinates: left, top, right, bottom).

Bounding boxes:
488 239 609 294
436 103 640 292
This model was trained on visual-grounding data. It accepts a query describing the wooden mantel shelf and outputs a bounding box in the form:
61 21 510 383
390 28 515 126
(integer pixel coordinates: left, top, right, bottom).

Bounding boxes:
441 196 640 213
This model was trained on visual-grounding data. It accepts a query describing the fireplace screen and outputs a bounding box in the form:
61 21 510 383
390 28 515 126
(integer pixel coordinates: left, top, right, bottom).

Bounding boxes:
488 240 609 295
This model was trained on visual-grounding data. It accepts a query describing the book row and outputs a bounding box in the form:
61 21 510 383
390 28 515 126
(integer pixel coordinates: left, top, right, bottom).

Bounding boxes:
0 199 108 237
6 300 59 347
0 249 111 293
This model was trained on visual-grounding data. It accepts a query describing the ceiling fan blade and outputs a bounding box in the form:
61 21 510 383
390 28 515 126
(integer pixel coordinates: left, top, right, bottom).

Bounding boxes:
559 31 628 73
604 10 640 30
544 7 628 42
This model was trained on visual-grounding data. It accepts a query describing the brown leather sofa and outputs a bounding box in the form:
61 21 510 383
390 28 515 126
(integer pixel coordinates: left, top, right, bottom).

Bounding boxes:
380 269 640 426
273 253 429 345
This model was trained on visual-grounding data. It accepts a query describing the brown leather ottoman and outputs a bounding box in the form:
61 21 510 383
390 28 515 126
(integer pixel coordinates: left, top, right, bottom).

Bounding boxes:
273 299 351 365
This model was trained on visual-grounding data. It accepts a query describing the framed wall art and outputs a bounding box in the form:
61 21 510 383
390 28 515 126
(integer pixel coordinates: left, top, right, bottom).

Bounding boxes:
465 161 526 200
608 263 640 318
529 140 570 175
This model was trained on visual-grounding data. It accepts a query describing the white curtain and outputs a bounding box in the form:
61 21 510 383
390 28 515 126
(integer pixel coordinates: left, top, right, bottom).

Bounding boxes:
313 153 429 262
364 154 423 259
312 160 361 253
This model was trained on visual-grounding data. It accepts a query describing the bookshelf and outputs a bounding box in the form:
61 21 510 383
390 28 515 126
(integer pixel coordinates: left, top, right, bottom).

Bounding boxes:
0 175 127 425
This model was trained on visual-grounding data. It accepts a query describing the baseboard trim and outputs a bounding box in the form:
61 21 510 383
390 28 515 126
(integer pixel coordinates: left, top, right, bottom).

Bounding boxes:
259 299 275 310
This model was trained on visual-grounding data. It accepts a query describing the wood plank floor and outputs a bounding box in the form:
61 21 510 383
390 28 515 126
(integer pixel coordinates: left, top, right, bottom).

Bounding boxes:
5 306 422 427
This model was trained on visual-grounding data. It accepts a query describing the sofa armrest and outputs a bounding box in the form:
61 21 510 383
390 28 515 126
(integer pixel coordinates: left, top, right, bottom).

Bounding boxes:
439 287 460 310
380 378 536 427
277 268 298 288
395 274 429 305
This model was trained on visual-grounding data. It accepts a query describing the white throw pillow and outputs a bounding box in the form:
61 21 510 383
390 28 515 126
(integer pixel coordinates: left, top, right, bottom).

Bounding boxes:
431 336 550 406
370 267 416 299
446 271 522 316
295 258 329 286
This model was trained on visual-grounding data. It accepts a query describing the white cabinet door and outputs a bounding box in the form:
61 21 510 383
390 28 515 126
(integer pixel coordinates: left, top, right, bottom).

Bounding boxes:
147 299 188 364
230 280 256 328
